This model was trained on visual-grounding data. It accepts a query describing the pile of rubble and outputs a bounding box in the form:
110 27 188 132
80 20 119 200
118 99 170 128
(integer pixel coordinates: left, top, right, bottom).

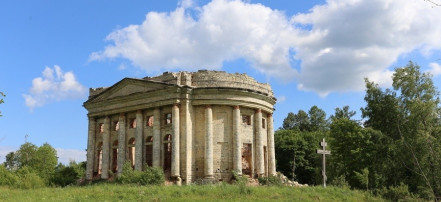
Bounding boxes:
277 172 308 187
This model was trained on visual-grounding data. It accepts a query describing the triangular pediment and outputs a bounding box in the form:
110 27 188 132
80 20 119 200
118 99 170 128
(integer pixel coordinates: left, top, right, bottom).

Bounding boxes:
88 78 174 102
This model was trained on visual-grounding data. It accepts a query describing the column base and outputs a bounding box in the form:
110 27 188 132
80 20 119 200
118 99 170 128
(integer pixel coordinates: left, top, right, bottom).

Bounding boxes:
173 176 182 186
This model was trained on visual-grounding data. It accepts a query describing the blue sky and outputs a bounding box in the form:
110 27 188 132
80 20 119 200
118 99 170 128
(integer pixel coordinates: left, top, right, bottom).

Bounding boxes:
1 0 441 164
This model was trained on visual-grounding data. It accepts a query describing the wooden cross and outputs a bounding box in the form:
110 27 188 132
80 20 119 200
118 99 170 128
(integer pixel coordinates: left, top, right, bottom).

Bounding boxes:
317 138 330 187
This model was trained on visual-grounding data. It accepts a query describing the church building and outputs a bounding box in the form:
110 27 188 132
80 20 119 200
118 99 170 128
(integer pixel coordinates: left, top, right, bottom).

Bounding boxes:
83 70 276 184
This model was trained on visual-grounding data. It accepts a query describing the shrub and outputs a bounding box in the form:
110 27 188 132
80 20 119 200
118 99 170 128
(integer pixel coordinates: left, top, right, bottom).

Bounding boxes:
14 166 46 189
0 165 18 186
378 183 414 201
116 162 164 185
50 164 79 187
258 175 283 186
231 171 248 186
330 175 350 189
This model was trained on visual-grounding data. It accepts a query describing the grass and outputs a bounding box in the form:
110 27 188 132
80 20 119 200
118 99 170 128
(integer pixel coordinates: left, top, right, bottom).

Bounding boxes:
0 184 384 202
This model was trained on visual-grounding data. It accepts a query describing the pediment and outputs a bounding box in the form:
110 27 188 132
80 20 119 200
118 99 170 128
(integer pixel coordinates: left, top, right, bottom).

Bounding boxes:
88 78 173 102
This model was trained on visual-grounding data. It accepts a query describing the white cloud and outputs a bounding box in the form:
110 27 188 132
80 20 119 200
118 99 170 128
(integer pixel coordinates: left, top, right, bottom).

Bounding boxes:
277 95 286 103
90 0 298 81
428 62 441 77
90 0 441 95
56 148 86 165
23 65 87 111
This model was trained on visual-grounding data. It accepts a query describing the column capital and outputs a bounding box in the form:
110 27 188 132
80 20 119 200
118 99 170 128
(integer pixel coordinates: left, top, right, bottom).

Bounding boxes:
255 108 262 113
173 103 180 108
119 112 126 117
267 113 273 118
205 105 211 109
137 109 143 114
88 116 96 121
233 105 240 110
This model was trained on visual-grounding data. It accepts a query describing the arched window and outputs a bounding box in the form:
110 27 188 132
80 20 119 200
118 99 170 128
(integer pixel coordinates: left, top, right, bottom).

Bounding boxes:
128 138 135 168
145 136 153 167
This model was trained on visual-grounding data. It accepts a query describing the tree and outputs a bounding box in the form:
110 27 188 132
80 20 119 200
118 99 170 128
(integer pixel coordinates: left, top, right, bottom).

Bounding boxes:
362 61 441 200
282 106 328 132
330 106 356 121
13 142 58 183
274 129 326 185
4 152 18 170
329 118 388 190
308 105 329 131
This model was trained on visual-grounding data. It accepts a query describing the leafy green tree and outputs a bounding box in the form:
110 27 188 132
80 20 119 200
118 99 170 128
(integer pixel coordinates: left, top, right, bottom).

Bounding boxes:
330 106 356 122
329 118 388 190
13 142 58 183
4 152 18 170
308 105 329 131
274 129 325 185
362 61 441 199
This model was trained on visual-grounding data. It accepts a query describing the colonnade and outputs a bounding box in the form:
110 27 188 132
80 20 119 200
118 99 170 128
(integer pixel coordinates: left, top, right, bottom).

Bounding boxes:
86 104 276 181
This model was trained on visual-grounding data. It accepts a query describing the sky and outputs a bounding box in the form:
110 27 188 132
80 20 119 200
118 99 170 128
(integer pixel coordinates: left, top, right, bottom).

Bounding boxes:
1 0 441 164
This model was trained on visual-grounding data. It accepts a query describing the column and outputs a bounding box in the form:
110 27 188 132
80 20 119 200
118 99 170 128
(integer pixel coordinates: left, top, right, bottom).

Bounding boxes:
182 99 193 184
171 104 180 180
255 109 264 176
205 105 214 179
233 106 242 175
117 113 126 176
101 116 111 179
267 113 276 176
135 110 144 171
152 108 161 167
86 117 96 180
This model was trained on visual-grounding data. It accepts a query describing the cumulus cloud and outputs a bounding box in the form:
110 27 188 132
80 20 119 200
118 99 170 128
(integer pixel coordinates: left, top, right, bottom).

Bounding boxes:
90 0 298 81
292 0 441 95
428 62 441 77
23 65 86 111
90 0 441 95
56 148 86 165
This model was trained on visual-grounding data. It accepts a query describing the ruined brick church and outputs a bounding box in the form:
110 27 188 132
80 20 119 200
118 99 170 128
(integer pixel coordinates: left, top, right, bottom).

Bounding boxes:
83 70 276 184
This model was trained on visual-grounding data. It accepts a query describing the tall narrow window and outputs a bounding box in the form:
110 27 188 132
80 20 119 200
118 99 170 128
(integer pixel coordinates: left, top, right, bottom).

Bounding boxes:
163 134 172 173
129 118 136 128
145 136 153 167
111 140 118 173
128 138 135 168
146 116 154 127
114 121 119 131
262 118 266 128
165 113 172 125
99 123 104 133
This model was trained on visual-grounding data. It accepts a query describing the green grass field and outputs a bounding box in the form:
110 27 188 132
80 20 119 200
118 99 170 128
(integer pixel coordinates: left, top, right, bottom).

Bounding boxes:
0 184 384 202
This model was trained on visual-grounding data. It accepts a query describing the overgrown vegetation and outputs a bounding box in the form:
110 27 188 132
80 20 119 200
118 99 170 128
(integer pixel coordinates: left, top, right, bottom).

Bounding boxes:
0 184 384 201
276 61 441 201
116 162 165 185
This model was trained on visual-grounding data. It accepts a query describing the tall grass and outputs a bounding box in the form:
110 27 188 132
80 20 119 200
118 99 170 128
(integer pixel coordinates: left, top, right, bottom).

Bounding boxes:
0 184 384 201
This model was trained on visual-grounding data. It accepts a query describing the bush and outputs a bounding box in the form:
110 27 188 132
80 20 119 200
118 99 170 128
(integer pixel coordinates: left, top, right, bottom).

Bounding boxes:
258 174 283 186
0 165 18 186
50 164 79 187
14 166 46 189
330 175 350 189
231 171 248 186
378 183 414 201
116 162 165 185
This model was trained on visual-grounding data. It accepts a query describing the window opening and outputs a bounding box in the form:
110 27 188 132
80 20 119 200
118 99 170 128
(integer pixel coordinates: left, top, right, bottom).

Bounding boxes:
165 113 172 125
128 138 135 168
242 115 251 125
146 116 154 127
